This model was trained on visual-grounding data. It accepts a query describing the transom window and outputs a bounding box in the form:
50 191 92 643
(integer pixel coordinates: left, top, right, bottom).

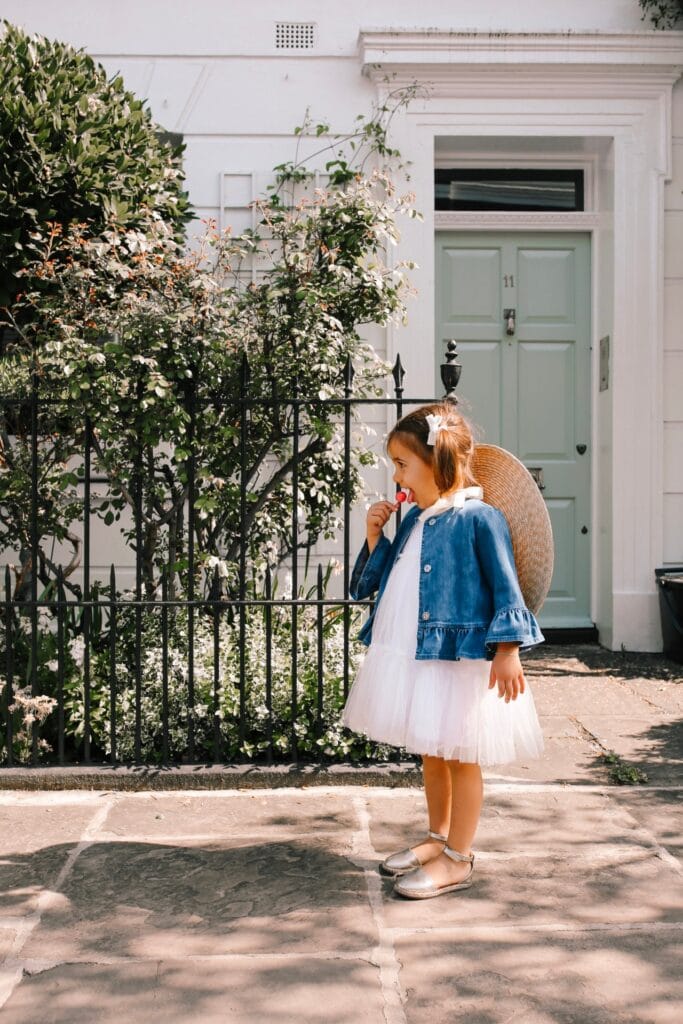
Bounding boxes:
435 169 584 212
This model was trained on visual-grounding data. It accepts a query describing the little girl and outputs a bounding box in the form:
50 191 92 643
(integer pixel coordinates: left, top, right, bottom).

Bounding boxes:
342 402 545 900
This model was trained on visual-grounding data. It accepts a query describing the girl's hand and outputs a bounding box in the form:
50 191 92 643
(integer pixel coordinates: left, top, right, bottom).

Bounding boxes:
488 643 525 702
366 499 399 553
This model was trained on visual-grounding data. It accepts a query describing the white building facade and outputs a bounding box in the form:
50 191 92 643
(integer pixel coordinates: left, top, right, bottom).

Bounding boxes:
6 1 683 652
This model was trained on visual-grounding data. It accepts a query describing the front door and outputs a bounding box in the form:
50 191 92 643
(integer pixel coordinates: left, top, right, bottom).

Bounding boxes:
435 231 592 628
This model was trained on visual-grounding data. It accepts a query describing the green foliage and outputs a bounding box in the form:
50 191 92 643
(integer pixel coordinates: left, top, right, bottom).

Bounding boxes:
0 586 399 765
0 91 420 764
603 750 649 785
0 21 191 307
1 93 419 605
639 0 683 27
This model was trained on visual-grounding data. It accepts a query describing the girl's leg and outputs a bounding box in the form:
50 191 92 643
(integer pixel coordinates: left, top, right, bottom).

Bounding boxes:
409 754 451 862
419 761 483 886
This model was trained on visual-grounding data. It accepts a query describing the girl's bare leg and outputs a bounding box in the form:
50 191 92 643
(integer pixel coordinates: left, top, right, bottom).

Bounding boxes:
409 754 452 863
419 761 483 886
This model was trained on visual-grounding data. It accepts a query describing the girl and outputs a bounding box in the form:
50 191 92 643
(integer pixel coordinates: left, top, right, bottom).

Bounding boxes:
342 403 545 900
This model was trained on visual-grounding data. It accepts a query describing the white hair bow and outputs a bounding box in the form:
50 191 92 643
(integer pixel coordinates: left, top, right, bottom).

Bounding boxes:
425 413 445 446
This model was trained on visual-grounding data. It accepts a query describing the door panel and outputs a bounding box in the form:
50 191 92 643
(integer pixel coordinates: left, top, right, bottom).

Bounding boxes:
454 341 502 441
518 248 575 322
517 341 575 460
545 498 576 596
436 232 591 628
445 248 501 325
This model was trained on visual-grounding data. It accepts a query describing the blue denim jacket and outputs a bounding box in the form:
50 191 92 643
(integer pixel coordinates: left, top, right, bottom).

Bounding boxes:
351 494 544 661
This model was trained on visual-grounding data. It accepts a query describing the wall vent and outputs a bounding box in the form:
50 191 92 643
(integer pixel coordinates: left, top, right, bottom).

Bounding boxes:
275 22 316 49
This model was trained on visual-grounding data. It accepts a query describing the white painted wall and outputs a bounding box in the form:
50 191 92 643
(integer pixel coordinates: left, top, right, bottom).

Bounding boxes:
664 83 683 569
2 1 682 645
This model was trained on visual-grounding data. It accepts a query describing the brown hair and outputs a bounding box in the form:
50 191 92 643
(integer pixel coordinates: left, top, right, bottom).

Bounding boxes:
387 402 479 494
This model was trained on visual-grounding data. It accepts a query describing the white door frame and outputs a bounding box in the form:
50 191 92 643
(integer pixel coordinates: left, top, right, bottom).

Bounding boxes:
358 29 683 652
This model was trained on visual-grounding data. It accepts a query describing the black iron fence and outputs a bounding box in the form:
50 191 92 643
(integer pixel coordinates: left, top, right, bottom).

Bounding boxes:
1 344 462 768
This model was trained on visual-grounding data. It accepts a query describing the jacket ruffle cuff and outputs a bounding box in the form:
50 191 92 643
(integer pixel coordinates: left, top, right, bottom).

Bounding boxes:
484 606 545 657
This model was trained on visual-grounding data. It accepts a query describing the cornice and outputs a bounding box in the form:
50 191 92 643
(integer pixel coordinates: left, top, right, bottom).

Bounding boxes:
359 30 683 71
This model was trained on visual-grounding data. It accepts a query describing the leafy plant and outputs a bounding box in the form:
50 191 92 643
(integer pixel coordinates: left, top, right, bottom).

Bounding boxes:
639 0 683 28
0 20 191 308
1 94 420 607
1 570 398 766
603 749 649 785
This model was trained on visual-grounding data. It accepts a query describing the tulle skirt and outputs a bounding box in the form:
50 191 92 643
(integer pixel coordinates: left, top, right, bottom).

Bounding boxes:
342 518 544 766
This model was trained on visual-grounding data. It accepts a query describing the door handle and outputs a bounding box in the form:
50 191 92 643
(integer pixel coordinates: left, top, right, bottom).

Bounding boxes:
504 308 516 336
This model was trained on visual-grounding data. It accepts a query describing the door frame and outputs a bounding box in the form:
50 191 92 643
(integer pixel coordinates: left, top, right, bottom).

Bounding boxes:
435 224 594 630
359 29 683 651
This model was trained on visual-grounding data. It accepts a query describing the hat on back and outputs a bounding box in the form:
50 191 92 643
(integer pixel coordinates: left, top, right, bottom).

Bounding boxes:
471 444 554 616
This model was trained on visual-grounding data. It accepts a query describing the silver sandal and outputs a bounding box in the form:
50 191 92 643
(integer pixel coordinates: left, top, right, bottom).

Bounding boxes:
378 830 448 877
393 846 475 899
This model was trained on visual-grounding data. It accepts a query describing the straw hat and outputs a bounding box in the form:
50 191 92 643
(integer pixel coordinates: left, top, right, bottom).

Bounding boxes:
471 444 554 615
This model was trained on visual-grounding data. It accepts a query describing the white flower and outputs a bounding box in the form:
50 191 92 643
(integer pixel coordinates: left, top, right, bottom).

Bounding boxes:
69 637 85 669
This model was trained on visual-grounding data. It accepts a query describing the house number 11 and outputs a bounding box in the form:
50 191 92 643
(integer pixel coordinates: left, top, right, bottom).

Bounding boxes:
503 274 515 287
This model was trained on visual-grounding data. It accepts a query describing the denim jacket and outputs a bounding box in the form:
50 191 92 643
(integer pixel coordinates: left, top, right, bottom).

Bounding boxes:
351 490 544 661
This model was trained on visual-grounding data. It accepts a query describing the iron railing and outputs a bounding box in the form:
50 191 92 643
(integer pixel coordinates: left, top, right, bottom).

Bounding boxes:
1 343 462 767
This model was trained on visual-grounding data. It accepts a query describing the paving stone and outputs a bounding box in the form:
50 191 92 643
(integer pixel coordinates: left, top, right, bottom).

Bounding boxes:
530 675 660 717
576 715 683 784
396 930 683 1024
0 799 100 916
100 791 358 839
0 929 17 963
380 850 682 930
364 789 683 930
365 787 651 860
611 788 683 860
617 678 683 715
0 956 385 1024
21 836 376 960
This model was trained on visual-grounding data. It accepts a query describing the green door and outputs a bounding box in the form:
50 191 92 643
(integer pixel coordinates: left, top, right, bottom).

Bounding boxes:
436 232 592 628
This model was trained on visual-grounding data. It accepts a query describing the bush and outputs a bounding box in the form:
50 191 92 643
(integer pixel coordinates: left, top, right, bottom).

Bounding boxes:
0 577 398 766
0 20 191 307
639 0 683 27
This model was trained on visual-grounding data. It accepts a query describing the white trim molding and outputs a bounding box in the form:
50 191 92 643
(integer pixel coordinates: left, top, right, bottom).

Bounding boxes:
359 29 683 68
435 212 602 231
357 30 683 652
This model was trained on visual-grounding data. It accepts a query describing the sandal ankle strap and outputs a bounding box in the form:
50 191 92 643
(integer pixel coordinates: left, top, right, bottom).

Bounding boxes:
428 830 448 843
443 846 474 864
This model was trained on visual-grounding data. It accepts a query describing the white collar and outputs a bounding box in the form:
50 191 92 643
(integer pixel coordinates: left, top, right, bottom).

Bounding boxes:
417 486 483 522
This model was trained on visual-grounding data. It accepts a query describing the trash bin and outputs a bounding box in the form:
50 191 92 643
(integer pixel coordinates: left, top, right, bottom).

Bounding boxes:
655 567 683 664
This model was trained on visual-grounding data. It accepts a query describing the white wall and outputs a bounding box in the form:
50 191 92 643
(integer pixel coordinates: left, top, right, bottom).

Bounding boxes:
664 80 683 569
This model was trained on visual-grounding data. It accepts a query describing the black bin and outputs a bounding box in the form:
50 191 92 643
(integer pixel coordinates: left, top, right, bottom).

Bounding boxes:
655 567 683 664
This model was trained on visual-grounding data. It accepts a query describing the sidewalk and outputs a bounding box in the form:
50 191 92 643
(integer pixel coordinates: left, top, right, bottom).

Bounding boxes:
0 644 681 1023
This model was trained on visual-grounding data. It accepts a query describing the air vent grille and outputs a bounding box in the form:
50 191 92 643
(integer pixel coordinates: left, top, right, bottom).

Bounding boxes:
275 22 316 49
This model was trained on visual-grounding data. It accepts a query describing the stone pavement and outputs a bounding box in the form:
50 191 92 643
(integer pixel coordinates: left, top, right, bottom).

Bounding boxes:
0 644 681 1023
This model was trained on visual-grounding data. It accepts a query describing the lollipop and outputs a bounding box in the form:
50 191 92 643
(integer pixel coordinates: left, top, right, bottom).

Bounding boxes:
395 488 412 504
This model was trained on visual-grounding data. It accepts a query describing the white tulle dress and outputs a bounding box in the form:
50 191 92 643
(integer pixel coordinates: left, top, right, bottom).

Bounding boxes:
342 500 545 766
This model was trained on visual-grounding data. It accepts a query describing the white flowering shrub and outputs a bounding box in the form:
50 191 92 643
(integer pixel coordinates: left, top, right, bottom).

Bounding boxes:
0 93 420 765
58 586 396 764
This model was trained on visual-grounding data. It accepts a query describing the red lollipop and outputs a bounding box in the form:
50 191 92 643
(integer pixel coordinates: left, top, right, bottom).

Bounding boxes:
395 489 409 503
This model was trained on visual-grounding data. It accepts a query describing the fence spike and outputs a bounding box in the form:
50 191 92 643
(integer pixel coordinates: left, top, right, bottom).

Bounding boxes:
343 355 355 394
240 351 251 389
392 354 405 395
